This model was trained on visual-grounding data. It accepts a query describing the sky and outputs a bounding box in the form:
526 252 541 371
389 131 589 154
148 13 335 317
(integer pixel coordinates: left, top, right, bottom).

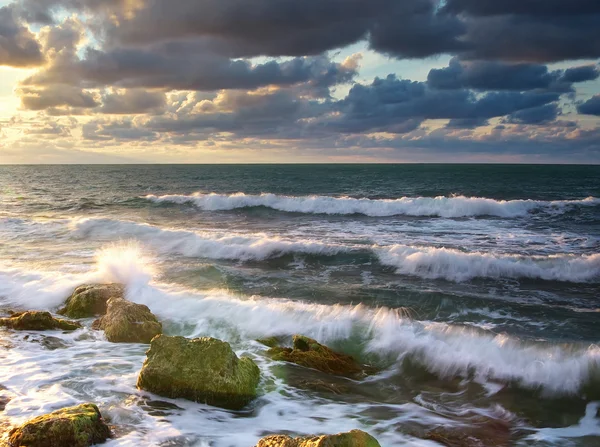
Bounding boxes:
0 0 599 163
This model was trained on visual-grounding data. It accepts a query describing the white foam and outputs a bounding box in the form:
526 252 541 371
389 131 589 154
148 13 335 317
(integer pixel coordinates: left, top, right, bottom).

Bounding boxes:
376 244 600 282
72 217 348 261
145 192 599 218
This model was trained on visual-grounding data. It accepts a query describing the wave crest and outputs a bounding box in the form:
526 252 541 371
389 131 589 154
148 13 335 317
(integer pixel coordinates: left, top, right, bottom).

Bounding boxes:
145 192 599 218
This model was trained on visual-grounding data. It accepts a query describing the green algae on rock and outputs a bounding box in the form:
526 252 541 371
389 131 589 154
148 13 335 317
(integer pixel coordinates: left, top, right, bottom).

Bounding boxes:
255 429 381 447
266 335 367 379
59 283 124 319
137 335 260 410
8 403 111 447
92 297 162 343
0 311 81 331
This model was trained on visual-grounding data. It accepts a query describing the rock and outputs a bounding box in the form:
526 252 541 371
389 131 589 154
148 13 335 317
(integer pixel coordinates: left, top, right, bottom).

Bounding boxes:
59 283 124 319
0 311 81 331
267 335 367 379
255 429 381 447
137 335 260 410
92 298 162 343
22 334 69 350
256 337 284 348
7 403 111 447
424 418 512 447
0 385 10 412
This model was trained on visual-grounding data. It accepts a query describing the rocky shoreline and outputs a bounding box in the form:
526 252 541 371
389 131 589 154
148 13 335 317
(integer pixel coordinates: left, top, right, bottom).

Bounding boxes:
0 284 387 447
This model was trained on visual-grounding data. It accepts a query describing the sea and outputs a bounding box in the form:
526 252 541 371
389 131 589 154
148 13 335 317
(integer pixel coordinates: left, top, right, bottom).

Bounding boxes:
0 164 599 446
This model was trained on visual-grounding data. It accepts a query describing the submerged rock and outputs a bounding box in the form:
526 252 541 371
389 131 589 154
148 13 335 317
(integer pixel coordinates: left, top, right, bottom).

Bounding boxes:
424 418 512 447
137 335 260 410
255 429 381 447
8 403 111 447
0 311 81 331
59 283 124 318
92 298 162 343
267 335 367 379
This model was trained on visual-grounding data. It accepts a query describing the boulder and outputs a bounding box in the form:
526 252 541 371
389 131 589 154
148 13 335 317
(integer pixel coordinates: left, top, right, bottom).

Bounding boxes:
8 403 111 447
267 335 367 379
255 429 381 447
92 298 161 343
137 335 260 410
59 284 124 318
0 311 81 331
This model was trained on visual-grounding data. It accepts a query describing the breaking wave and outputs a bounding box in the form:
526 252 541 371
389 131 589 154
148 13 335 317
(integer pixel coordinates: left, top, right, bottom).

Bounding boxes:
376 244 600 282
144 192 599 218
1 247 598 397
72 218 348 261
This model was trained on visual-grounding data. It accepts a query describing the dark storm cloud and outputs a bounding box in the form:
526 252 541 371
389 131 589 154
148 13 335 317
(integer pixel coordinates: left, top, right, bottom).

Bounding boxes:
426 58 590 92
99 90 166 115
561 65 600 84
577 95 600 116
459 15 600 63
0 4 44 67
446 118 489 129
133 74 562 140
21 39 358 94
505 104 559 125
442 0 600 17
17 85 99 110
14 0 600 64
325 75 560 133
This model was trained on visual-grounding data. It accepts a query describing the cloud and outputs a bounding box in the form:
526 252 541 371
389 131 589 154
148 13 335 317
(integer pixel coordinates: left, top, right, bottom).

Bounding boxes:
0 4 44 67
427 58 590 92
577 95 600 116
17 85 100 110
99 89 166 114
505 104 559 125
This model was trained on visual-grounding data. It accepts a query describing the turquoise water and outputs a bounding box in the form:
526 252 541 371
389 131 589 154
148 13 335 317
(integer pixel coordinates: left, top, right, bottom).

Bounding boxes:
0 164 599 446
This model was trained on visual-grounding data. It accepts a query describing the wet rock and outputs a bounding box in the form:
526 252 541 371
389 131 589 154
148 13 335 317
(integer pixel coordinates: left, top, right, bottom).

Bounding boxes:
0 311 81 331
267 335 369 379
8 403 111 447
22 334 69 350
137 335 260 410
255 429 381 447
424 418 512 447
256 336 285 348
0 385 10 412
59 284 124 319
92 298 162 343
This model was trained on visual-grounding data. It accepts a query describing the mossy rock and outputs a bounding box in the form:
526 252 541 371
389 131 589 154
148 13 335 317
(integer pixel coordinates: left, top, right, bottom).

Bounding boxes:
137 335 260 410
255 429 381 447
256 336 284 348
92 298 161 343
8 403 111 447
267 335 367 379
0 311 81 331
59 284 124 319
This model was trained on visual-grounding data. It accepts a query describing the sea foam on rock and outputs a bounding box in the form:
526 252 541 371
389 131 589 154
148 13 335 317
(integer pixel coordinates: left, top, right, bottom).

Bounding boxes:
137 335 260 410
0 311 81 331
92 297 162 343
59 283 124 318
7 403 111 447
266 335 370 379
254 429 381 447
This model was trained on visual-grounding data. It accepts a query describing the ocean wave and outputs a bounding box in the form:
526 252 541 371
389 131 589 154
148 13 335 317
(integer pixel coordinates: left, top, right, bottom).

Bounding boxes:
72 218 348 261
1 248 598 397
72 218 599 283
376 244 600 282
144 192 599 218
